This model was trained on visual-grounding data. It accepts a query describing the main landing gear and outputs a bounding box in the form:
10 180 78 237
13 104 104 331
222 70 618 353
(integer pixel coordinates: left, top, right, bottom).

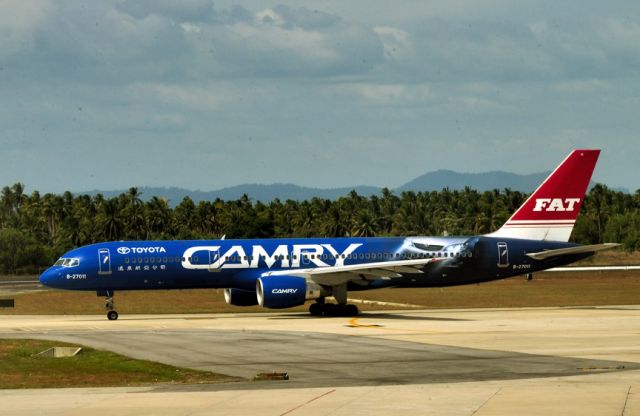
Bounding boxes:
100 290 119 320
309 302 359 317
308 284 359 317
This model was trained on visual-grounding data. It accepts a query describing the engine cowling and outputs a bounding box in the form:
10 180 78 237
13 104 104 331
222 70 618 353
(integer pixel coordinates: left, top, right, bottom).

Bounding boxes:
223 288 258 306
256 276 323 309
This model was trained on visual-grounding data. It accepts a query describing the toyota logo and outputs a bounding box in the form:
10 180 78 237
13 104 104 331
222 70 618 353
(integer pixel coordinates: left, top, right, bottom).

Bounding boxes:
117 247 130 255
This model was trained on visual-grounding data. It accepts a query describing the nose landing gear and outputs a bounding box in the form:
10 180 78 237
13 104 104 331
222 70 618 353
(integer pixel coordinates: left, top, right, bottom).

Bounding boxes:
106 298 118 320
99 290 119 320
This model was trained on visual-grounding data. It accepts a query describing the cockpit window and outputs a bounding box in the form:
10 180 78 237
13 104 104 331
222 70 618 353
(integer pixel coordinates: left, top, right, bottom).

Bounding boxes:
56 258 80 267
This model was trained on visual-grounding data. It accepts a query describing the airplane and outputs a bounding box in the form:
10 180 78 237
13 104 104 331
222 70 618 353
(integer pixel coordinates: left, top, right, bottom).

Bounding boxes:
39 149 619 320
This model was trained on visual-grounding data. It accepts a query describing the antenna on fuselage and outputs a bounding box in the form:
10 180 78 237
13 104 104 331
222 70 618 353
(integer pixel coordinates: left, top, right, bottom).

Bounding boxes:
221 234 226 240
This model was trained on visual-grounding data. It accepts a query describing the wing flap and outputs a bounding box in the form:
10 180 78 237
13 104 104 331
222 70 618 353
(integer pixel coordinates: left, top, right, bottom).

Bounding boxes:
526 243 620 260
347 268 402 278
261 257 440 286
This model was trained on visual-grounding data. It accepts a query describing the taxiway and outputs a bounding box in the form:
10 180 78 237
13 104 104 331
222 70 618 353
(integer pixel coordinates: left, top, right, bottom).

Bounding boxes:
1 306 639 415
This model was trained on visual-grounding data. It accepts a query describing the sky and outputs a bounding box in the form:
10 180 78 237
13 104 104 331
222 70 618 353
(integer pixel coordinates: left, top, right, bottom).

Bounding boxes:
1 0 639 193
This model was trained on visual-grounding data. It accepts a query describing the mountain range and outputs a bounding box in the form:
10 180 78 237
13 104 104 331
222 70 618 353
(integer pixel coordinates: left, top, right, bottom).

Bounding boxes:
82 169 555 205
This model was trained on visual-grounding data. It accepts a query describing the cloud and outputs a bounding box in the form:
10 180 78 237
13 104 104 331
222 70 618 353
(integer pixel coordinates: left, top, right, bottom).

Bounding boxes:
331 83 433 106
115 0 216 22
553 79 608 93
128 82 274 111
1 3 385 84
260 5 341 30
0 0 53 59
596 18 640 68
1 2 640 192
198 5 384 77
374 26 414 61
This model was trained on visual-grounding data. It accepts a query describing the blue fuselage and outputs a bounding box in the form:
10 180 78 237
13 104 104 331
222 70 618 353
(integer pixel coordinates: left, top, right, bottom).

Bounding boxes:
40 236 590 293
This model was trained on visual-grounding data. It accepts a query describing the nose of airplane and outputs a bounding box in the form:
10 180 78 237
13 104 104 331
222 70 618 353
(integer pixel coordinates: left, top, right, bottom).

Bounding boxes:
39 268 63 288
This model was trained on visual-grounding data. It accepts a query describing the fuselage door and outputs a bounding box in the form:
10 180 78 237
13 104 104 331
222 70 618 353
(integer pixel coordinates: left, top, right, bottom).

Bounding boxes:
98 248 112 275
497 242 509 268
208 248 221 272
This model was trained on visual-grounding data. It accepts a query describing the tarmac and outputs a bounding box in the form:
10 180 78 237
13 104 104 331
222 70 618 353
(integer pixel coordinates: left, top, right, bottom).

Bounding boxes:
0 306 639 415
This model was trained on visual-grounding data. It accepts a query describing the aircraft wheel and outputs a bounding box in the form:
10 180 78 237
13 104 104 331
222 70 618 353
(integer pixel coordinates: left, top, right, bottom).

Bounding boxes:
107 310 119 321
309 303 323 316
323 303 339 317
345 304 359 317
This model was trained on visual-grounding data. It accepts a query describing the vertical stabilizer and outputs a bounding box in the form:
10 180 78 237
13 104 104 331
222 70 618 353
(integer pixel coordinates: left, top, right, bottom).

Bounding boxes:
489 149 600 241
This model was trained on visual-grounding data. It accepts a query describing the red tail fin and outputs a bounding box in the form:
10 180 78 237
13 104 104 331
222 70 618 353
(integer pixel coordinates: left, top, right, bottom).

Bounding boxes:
490 150 600 241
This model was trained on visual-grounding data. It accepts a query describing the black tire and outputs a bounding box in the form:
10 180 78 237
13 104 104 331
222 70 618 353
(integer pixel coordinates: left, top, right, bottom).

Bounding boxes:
107 310 119 321
309 303 323 316
328 303 345 317
345 304 359 317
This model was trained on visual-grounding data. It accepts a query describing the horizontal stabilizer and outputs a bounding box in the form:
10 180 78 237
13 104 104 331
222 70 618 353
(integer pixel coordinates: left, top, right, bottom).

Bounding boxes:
526 243 620 260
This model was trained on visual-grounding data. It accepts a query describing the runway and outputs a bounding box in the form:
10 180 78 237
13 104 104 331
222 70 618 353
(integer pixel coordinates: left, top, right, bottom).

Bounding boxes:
1 306 639 415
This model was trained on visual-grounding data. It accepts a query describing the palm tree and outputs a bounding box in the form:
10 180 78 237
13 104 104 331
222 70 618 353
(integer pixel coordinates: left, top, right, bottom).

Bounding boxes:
146 196 173 239
322 205 348 237
351 210 378 237
97 198 124 241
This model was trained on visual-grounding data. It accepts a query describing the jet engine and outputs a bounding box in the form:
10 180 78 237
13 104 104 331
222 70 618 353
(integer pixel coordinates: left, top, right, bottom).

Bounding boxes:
256 276 324 309
223 288 259 306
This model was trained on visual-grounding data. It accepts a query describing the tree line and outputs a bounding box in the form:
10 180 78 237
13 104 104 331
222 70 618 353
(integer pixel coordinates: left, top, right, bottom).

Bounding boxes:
1 183 638 274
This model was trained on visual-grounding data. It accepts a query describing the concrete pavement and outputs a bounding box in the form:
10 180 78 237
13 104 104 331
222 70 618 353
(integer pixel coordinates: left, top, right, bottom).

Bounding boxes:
0 306 639 415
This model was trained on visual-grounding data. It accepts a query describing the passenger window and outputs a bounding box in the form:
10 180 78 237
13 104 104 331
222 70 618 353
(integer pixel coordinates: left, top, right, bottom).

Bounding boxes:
144 257 149 263
124 258 130 264
163 257 168 263
137 257 143 263
150 257 155 263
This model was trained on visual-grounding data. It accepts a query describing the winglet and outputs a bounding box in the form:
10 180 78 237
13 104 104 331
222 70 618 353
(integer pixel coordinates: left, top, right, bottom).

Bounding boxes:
489 150 600 241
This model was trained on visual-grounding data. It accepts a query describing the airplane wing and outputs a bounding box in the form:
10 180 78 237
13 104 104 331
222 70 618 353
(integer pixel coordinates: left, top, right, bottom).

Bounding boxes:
261 258 442 286
525 243 620 261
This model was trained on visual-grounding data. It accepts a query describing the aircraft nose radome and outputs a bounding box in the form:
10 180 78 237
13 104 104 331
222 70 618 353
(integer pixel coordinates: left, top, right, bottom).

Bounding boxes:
39 269 60 287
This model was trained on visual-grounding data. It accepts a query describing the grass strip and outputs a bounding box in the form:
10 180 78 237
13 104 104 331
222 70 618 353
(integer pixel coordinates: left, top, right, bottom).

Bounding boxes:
0 339 238 389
